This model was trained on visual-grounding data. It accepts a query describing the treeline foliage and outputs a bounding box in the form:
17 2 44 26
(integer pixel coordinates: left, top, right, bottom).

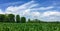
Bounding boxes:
27 19 43 23
0 14 42 23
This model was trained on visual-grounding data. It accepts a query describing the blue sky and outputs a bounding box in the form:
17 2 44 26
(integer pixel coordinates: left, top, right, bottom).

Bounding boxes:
0 0 60 22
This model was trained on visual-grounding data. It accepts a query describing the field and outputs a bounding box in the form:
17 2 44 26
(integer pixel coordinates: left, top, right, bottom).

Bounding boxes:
0 23 60 31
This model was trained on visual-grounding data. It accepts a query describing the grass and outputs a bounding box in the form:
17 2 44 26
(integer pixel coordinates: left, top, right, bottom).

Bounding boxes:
0 23 60 31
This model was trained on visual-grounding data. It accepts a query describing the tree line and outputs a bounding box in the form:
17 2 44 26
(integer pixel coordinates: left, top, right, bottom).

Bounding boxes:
0 14 43 23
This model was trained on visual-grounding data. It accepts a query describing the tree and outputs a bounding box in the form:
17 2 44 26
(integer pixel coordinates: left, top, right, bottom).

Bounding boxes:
4 15 9 22
8 14 15 22
21 17 26 23
16 15 20 23
28 19 41 23
28 18 31 23
0 14 6 22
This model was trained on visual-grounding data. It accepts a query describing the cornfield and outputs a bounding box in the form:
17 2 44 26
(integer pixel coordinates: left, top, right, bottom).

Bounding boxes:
0 23 60 31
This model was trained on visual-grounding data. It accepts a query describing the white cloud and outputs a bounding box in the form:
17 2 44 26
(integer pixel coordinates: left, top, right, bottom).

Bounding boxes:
6 6 18 12
40 11 60 22
42 11 60 17
40 6 54 10
26 11 41 20
31 6 54 10
41 16 60 22
20 9 31 16
31 12 40 17
5 1 38 15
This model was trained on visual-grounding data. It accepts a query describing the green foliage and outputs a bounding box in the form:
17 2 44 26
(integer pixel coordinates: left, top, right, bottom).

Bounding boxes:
0 14 27 23
0 14 6 22
21 17 26 23
4 15 9 22
8 14 15 22
16 15 20 23
27 19 42 23
0 23 60 31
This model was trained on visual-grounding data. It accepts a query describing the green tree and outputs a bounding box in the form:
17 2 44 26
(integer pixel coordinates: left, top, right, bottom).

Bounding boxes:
0 14 6 22
8 14 15 22
28 18 31 23
2 14 8 22
4 15 9 22
16 15 20 23
21 17 26 23
28 19 41 23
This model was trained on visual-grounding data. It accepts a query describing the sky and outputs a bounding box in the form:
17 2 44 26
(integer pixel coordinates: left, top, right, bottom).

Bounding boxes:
0 0 60 22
